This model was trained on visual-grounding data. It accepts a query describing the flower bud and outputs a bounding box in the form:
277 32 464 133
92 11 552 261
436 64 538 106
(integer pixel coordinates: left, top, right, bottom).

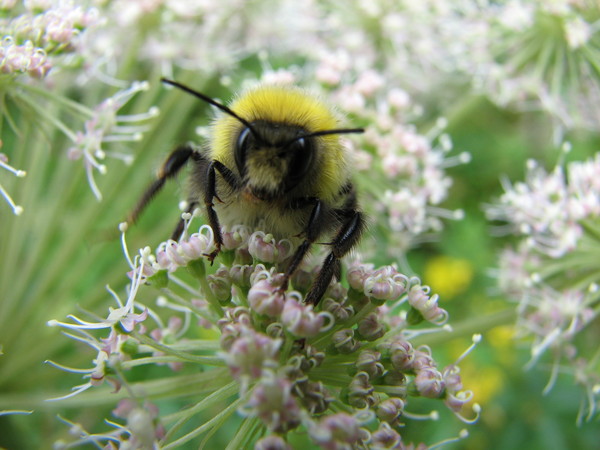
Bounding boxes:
357 312 386 341
322 297 354 321
248 279 285 317
376 397 405 426
389 338 415 371
355 349 384 379
308 413 364 448
347 372 377 408
281 297 330 337
254 435 293 450
370 422 402 449
248 231 293 263
224 330 281 380
207 266 232 303
221 225 251 250
331 329 360 354
245 375 301 433
414 367 445 398
346 262 374 290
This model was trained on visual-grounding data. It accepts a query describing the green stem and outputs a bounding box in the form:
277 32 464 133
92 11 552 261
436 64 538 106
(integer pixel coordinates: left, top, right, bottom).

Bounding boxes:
162 390 250 449
412 307 516 347
225 417 262 450
130 330 226 366
162 380 238 443
15 81 93 117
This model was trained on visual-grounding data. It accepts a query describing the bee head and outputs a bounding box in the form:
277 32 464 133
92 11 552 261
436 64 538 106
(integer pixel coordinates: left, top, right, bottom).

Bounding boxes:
233 120 317 200
161 79 363 201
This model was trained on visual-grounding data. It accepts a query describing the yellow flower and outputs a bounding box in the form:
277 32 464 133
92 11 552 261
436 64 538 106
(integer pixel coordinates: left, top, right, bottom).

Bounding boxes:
424 255 473 300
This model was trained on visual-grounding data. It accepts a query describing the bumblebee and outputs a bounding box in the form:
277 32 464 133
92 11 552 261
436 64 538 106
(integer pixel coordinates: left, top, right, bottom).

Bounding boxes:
130 78 365 305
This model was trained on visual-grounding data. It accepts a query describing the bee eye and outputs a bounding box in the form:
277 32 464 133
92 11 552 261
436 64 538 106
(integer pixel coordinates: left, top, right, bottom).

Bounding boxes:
235 126 252 176
285 136 314 190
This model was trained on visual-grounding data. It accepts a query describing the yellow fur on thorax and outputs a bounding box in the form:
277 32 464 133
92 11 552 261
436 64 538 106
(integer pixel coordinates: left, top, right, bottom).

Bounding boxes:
211 85 348 202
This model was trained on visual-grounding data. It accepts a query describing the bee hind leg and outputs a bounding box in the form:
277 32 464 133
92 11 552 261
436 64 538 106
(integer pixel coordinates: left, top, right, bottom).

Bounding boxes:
304 210 365 305
127 144 196 227
279 197 325 292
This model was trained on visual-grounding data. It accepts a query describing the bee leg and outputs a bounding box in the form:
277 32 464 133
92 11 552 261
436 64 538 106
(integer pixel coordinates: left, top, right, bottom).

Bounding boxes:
127 145 195 226
203 160 240 264
279 198 325 292
305 210 365 305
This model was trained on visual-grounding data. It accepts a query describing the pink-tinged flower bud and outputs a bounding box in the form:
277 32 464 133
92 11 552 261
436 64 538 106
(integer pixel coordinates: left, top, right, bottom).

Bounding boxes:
218 323 242 352
245 375 301 433
190 226 217 254
376 397 405 426
254 435 293 450
155 249 171 271
178 239 200 261
224 330 281 380
327 282 347 301
322 297 354 321
331 329 360 354
231 247 251 265
383 371 407 395
164 241 187 266
414 367 445 398
346 262 374 290
357 312 386 341
248 231 293 263
208 266 232 303
363 266 408 301
229 264 255 287
407 285 448 324
389 338 415 371
355 349 384 379
308 413 364 449
347 372 377 408
221 225 251 250
295 379 332 414
443 365 463 393
248 279 285 317
412 347 436 370
281 297 331 338
370 422 402 449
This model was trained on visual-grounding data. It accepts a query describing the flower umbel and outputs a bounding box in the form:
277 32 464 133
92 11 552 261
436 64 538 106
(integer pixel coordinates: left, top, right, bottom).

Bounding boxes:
49 223 477 448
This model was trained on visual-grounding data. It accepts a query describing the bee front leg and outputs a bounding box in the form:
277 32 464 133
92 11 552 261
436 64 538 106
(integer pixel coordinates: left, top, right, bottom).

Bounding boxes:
204 160 239 263
278 198 325 294
305 210 365 305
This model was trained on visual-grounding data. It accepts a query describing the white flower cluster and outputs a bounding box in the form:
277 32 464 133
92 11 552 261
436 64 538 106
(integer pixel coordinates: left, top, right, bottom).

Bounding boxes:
0 1 98 78
488 153 600 258
489 153 600 423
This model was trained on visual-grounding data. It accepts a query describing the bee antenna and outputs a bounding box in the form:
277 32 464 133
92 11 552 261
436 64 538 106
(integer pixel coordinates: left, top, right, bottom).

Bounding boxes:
308 128 365 138
283 127 364 148
160 78 261 140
